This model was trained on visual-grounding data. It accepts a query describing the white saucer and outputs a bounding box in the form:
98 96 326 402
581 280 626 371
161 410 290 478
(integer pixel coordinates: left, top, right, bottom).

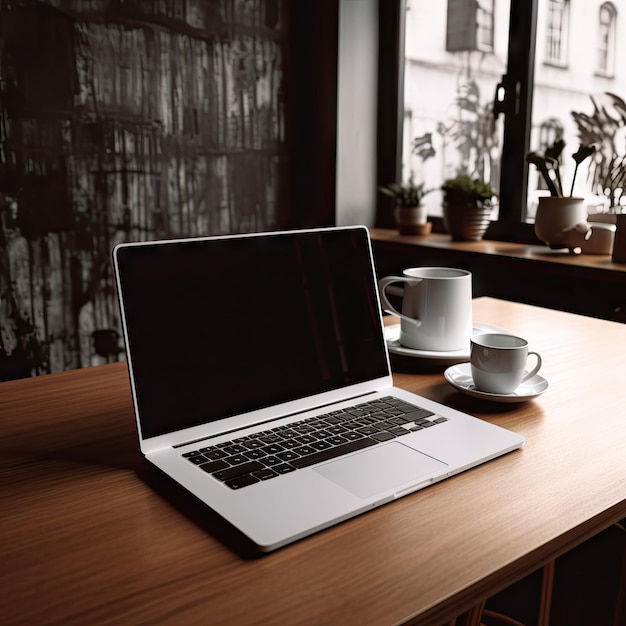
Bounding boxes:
443 362 549 403
383 323 511 362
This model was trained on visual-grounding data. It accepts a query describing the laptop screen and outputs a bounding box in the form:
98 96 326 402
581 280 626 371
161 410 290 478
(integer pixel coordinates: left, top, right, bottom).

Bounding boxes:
114 227 389 439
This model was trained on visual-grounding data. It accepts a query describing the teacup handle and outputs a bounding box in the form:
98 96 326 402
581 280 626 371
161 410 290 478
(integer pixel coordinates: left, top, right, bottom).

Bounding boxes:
378 276 423 327
522 351 542 382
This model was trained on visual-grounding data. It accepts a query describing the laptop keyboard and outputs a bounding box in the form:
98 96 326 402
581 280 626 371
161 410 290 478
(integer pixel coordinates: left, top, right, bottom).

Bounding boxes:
182 396 448 490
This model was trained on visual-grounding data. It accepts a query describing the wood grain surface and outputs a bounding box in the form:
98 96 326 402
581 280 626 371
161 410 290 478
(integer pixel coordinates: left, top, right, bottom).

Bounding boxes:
3 298 626 625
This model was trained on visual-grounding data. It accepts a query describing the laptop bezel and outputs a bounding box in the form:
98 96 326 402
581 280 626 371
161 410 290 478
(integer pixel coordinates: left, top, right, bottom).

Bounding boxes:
112 226 394 455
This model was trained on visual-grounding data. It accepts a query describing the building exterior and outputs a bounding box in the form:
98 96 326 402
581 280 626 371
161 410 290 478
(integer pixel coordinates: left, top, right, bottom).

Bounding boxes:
403 0 626 216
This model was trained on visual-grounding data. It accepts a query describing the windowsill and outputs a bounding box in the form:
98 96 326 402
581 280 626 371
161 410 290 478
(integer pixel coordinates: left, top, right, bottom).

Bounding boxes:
593 71 615 80
542 60 569 70
369 228 626 322
369 228 626 272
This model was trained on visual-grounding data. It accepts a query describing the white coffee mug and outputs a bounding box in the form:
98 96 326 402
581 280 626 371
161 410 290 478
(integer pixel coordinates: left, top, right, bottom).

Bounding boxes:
378 267 472 351
470 333 542 394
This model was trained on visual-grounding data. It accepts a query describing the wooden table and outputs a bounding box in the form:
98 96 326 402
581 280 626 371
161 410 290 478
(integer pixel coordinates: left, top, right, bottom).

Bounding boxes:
3 298 626 625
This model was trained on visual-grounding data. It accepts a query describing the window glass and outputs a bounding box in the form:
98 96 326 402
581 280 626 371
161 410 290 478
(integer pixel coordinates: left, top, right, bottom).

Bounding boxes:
597 3 616 78
399 0 626 232
545 0 569 67
402 0 508 217
529 0 626 219
476 0 495 52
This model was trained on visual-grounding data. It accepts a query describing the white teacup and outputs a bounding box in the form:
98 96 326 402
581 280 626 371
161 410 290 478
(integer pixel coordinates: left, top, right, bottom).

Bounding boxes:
378 267 472 351
470 333 542 394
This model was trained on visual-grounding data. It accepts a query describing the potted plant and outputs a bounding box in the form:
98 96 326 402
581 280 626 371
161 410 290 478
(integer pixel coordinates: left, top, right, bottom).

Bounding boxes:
379 172 433 235
526 141 597 249
441 174 496 241
525 138 595 198
571 93 625 212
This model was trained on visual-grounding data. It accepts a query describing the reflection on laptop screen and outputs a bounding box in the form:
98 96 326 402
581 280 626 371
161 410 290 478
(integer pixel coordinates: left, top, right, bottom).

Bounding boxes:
115 228 388 439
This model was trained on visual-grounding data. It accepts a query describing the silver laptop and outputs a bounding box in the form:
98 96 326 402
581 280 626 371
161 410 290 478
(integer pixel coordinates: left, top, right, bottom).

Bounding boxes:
113 225 524 552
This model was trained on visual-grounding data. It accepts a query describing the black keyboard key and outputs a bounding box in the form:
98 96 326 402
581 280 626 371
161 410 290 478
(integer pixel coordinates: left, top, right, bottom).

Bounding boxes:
262 443 285 455
277 450 300 462
356 425 382 436
385 407 406 416
198 459 230 473
312 440 333 451
261 455 283 467
279 439 302 449
225 474 260 489
312 429 332 440
187 454 208 465
258 433 282 444
242 439 265 449
274 463 297 474
252 468 278 481
295 434 316 445
226 454 250 466
388 426 409 436
213 461 265 481
402 408 435 421
357 416 379 425
371 431 395 442
322 415 343 424
292 424 315 434
294 444 316 456
182 450 203 458
289 437 377 469
244 449 267 460
279 429 299 439
327 425 349 434
343 431 364 441
203 448 229 460
389 416 412 425
326 435 348 446
221 444 247 455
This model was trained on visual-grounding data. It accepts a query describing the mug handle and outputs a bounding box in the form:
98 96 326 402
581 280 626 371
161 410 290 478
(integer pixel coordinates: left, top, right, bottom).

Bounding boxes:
521 351 542 382
377 276 423 327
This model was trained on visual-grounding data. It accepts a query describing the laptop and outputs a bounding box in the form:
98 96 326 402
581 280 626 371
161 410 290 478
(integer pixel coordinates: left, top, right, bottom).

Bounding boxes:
113 225 524 552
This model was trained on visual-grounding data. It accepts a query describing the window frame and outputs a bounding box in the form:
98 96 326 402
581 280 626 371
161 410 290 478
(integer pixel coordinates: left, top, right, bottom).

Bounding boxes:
376 0 541 243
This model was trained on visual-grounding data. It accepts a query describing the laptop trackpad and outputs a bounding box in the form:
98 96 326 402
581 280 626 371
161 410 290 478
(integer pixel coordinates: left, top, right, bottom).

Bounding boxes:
314 442 447 499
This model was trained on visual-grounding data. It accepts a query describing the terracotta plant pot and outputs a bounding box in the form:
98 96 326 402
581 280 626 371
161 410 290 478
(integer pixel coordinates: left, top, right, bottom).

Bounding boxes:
394 205 431 235
442 203 491 241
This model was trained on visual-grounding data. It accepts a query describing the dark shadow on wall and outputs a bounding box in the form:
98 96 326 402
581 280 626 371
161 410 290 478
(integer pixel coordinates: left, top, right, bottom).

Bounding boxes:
0 0 335 381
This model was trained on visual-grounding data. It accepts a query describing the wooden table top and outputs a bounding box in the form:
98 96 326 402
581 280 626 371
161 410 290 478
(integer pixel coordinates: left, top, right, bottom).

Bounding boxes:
3 298 626 625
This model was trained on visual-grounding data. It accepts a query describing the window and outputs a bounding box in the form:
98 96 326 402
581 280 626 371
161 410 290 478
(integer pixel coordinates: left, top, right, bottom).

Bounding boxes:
476 0 495 52
378 0 626 241
445 0 494 53
597 3 617 78
545 0 569 67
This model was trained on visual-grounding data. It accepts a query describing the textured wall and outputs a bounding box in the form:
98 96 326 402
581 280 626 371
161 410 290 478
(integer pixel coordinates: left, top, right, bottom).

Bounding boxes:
0 0 290 379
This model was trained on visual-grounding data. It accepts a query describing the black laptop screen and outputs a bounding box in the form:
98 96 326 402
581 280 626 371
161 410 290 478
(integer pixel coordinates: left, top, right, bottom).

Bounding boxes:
115 228 389 439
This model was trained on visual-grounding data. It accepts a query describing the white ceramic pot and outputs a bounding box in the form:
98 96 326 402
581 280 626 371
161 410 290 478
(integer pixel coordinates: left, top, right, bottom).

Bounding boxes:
534 197 590 250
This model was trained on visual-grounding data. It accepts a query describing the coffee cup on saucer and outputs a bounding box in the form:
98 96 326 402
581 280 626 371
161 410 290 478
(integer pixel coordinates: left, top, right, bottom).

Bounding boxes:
470 333 542 394
378 267 472 352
